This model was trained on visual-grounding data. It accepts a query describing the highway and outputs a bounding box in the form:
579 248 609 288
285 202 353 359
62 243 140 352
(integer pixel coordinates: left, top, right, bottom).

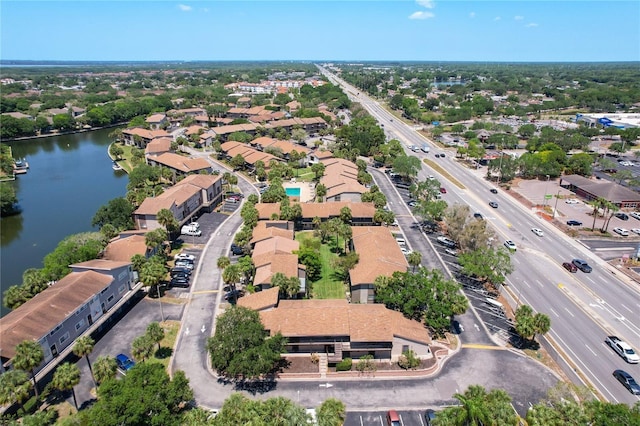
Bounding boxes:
318 65 640 404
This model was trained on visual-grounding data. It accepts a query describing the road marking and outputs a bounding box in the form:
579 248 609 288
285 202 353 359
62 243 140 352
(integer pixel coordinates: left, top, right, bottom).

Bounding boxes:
621 303 633 313
535 280 543 287
201 325 206 333
549 308 559 317
513 257 520 265
586 276 596 285
185 327 190 335
192 290 219 294
564 307 575 318
462 344 506 350
319 383 333 388
523 280 531 288
585 344 597 356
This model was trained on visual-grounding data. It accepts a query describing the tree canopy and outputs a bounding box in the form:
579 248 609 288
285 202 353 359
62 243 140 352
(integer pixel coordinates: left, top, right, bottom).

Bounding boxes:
206 306 286 380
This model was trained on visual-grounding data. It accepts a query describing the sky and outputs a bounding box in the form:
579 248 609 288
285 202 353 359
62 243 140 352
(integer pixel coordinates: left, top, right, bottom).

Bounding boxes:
1 1 639 62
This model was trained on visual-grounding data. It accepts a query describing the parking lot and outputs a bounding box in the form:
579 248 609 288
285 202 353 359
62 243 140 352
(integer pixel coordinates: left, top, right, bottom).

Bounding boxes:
177 210 229 246
345 409 436 426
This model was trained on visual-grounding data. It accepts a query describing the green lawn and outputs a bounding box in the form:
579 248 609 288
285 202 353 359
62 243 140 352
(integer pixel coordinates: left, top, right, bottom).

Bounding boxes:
293 167 316 182
296 231 346 299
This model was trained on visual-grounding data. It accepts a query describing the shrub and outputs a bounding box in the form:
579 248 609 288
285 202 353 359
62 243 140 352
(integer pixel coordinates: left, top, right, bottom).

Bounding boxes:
356 355 377 373
335 358 352 372
310 353 320 365
398 349 421 370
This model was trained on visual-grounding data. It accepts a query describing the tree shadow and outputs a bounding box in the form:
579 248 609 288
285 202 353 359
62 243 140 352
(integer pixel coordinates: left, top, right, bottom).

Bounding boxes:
508 333 540 350
155 346 173 359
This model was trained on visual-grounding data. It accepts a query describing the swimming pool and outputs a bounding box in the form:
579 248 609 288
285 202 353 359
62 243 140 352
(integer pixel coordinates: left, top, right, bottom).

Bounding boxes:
285 187 301 197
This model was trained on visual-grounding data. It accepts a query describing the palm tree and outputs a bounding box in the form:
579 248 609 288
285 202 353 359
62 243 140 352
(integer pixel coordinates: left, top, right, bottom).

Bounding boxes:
217 256 231 271
317 398 346 426
453 385 491 426
222 264 242 290
72 336 95 386
131 335 155 362
407 251 422 273
600 200 618 233
93 356 118 385
589 197 607 231
0 370 31 411
146 322 165 351
51 363 81 410
532 313 551 339
157 208 178 240
12 340 44 397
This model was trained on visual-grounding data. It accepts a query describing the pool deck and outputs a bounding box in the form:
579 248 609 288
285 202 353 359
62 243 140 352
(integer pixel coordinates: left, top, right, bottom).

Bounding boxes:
283 180 314 203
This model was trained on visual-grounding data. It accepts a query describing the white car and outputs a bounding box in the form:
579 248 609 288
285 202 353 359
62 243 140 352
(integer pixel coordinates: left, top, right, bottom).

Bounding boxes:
632 229 640 235
175 253 195 261
531 228 544 237
565 199 579 204
614 227 630 236
444 248 458 256
631 212 640 220
504 240 517 251
401 247 412 255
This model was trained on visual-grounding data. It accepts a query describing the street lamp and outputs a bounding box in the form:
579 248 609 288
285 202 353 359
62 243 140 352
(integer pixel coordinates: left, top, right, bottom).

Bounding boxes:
543 175 550 207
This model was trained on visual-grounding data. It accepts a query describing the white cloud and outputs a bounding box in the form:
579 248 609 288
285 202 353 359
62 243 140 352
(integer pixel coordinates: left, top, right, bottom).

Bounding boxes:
417 0 435 9
469 12 476 18
525 22 539 28
409 11 435 20
202 8 209 13
514 15 524 20
494 16 501 21
178 4 192 12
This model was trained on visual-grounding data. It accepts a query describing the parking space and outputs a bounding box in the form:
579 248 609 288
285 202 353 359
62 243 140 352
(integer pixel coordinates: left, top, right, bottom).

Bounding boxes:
345 409 435 426
176 211 228 245
426 231 517 344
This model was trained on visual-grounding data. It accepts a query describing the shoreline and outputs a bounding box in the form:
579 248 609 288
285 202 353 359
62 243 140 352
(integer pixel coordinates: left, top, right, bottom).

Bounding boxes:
1 122 126 143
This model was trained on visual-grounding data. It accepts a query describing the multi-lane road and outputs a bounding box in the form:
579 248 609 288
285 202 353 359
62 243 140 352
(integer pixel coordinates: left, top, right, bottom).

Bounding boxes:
319 65 640 404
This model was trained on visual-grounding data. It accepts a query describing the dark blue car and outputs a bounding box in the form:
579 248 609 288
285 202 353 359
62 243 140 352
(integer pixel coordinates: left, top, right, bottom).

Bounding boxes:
116 353 135 372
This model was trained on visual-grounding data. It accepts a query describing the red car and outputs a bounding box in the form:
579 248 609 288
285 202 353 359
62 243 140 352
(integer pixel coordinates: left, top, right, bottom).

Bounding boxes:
439 187 447 194
562 262 577 273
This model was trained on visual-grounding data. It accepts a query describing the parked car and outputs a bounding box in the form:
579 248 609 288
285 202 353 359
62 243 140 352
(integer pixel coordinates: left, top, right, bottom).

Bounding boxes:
531 228 544 237
116 353 135 373
504 240 517 251
407 200 417 208
566 220 582 226
565 198 579 204
181 228 202 237
224 289 244 301
175 253 195 262
386 410 401 426
175 260 194 270
171 266 191 277
436 236 457 248
613 370 640 395
615 212 630 221
170 276 190 288
572 259 592 273
444 248 458 256
632 228 640 235
562 262 577 273
425 409 437 426
439 187 447 194
230 244 244 255
630 212 640 220
489 201 498 208
613 227 630 236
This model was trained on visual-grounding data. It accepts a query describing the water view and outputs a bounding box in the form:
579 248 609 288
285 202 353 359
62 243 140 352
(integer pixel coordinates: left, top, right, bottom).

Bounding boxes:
1 128 128 317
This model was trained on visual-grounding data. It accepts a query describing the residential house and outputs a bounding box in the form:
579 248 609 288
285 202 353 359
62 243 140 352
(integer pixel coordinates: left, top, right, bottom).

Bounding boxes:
220 141 282 170
308 150 334 165
122 128 171 148
144 137 172 156
102 233 152 262
254 202 377 230
0 260 134 373
248 298 432 362
250 137 311 165
133 174 222 230
249 221 295 246
146 152 212 176
251 236 306 294
349 226 409 304
320 158 368 202
146 113 168 130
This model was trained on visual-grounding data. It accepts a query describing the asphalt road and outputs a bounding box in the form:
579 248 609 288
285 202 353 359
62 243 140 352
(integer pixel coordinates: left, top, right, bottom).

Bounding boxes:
319 66 640 404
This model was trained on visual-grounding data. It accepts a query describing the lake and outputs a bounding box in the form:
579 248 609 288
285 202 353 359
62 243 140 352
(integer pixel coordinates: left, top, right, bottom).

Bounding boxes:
1 128 128 317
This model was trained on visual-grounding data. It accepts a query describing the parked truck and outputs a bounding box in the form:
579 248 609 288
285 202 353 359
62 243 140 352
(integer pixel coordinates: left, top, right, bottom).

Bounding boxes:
606 336 639 363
